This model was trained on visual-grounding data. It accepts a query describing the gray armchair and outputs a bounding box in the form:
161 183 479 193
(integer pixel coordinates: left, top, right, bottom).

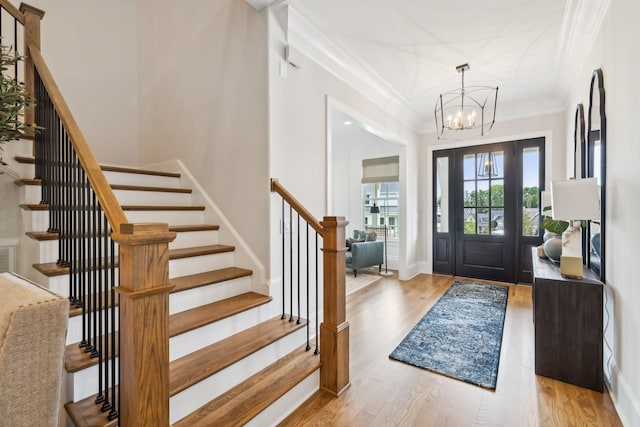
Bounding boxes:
346 240 384 277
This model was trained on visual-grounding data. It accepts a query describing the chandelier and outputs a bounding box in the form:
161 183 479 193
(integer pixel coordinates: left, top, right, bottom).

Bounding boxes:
434 63 498 139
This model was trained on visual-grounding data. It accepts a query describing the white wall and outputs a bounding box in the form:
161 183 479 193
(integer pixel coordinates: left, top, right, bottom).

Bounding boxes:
137 0 270 273
564 0 640 423
418 112 566 270
30 0 140 166
267 9 421 280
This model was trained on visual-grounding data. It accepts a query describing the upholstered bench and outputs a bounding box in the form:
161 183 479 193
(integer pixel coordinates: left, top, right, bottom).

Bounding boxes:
0 273 69 427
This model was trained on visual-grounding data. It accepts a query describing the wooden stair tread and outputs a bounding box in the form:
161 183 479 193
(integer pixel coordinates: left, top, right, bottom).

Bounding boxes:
169 292 271 337
122 205 205 211
65 331 119 373
14 156 180 178
174 345 320 427
33 259 119 277
169 224 219 232
33 245 234 277
68 289 119 318
101 164 181 178
19 203 48 210
169 316 306 396
27 225 219 241
65 282 260 373
25 231 58 241
170 267 251 293
14 155 35 164
169 244 235 259
110 183 192 193
21 203 205 211
15 178 40 186
64 389 119 427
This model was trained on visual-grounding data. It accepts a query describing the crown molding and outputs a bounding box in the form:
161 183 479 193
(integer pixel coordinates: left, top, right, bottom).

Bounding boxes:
245 0 280 11
556 0 611 102
285 1 424 133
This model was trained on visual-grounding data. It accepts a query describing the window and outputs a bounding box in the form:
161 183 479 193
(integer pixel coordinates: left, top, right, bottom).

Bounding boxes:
463 151 505 235
363 182 399 240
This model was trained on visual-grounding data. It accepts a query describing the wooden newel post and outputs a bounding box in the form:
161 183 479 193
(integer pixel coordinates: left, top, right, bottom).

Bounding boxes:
19 3 45 127
112 223 176 427
319 216 350 396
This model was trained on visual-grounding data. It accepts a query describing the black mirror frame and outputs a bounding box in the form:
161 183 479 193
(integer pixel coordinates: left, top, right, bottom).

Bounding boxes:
574 103 586 179
586 68 606 281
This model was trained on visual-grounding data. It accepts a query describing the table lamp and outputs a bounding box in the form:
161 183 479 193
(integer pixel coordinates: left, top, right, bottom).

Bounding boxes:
550 178 600 278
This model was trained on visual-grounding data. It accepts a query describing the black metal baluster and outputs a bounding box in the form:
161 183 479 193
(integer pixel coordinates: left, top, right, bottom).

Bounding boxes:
281 198 285 320
71 153 79 305
108 235 118 420
84 181 94 355
95 209 105 405
101 228 112 413
90 192 99 357
315 232 319 355
297 213 301 324
306 224 310 351
289 205 293 322
79 168 87 348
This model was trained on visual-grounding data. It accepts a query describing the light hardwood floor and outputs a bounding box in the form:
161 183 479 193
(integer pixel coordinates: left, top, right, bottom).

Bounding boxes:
280 273 622 426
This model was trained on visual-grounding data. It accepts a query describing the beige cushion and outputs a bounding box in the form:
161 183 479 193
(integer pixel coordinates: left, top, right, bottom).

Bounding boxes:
0 273 69 427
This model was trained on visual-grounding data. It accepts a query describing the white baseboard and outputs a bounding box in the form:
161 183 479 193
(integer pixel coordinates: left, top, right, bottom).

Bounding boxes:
606 361 640 427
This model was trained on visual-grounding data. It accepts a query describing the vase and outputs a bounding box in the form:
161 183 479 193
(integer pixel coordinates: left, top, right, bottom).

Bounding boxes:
543 234 562 262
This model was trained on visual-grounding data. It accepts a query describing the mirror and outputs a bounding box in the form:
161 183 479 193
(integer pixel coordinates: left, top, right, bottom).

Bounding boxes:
574 104 586 179
586 69 606 281
574 103 587 260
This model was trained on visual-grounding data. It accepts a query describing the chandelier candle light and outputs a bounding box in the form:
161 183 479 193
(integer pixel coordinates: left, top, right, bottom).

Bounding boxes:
434 63 499 139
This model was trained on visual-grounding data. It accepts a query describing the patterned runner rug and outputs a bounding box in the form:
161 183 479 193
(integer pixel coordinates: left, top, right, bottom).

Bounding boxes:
389 280 509 389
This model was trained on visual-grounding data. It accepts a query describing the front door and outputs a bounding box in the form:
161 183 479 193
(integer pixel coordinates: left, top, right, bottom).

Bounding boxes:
433 138 545 283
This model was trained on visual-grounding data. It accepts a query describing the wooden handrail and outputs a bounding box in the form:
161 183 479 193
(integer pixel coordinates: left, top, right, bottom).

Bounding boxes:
271 178 323 235
28 43 127 233
0 0 25 24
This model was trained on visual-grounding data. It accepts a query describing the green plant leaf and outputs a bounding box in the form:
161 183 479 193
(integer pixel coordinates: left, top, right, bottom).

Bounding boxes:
543 216 569 234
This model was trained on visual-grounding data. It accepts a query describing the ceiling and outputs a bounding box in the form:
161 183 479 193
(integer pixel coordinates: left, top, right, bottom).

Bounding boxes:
250 0 611 134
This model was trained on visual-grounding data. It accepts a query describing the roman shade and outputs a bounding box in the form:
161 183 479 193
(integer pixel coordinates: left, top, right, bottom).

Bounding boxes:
361 155 399 183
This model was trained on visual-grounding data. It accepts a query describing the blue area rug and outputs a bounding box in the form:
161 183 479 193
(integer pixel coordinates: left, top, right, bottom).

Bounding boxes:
389 280 509 389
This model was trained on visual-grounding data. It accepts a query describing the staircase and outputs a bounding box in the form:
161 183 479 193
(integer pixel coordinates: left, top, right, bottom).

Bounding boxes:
14 154 321 426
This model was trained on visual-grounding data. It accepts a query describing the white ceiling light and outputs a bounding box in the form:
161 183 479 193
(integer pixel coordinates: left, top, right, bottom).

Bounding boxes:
434 64 498 139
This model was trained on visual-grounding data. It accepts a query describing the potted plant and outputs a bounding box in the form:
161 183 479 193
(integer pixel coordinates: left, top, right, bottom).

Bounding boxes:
0 42 37 171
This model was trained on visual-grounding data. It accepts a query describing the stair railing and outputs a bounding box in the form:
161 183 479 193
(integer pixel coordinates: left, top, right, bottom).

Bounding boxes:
5 2 174 425
271 178 350 395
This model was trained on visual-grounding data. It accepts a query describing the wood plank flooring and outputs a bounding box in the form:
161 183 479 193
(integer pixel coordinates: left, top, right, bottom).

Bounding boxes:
280 273 622 426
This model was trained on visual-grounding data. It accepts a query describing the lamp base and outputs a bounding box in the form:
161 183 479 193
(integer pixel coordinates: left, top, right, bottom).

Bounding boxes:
560 255 583 279
379 271 394 277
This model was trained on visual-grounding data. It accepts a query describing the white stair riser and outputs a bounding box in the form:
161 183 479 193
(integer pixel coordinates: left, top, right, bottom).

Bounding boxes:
23 209 48 232
170 230 218 249
169 252 235 278
169 328 310 424
125 210 204 225
36 269 120 297
19 184 41 205
103 171 181 188
169 302 272 360
113 189 192 206
67 307 120 346
246 370 320 427
67 358 119 402
26 238 119 265
169 276 250 315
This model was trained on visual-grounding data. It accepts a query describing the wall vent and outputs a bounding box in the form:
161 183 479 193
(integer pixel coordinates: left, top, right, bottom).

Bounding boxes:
0 240 18 273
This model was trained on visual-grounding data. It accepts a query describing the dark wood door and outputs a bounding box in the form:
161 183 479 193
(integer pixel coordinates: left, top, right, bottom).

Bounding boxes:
455 143 515 282
433 138 545 283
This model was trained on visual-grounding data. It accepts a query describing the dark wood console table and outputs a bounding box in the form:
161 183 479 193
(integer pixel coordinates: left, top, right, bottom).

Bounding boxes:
531 247 603 391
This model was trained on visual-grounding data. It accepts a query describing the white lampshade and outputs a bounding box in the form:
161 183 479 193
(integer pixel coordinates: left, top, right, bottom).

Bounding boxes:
550 178 600 221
